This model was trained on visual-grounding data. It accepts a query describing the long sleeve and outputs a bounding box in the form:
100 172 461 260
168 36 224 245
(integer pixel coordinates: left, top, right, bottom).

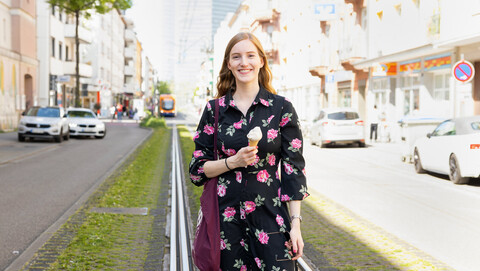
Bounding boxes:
279 99 309 201
189 101 215 186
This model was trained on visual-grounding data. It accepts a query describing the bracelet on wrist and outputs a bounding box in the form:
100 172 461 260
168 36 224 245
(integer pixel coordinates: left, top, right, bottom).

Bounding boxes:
225 158 232 170
291 215 302 223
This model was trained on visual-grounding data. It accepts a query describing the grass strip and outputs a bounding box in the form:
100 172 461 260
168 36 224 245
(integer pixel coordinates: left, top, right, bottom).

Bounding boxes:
28 125 170 270
178 125 449 271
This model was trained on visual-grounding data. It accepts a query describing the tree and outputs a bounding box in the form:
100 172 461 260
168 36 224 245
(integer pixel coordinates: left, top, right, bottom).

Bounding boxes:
156 81 171 95
48 0 132 107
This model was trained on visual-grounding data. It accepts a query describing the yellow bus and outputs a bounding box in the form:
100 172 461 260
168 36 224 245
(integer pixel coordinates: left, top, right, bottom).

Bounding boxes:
159 94 176 117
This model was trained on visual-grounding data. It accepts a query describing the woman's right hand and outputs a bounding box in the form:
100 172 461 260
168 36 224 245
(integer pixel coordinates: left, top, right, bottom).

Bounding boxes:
230 146 258 168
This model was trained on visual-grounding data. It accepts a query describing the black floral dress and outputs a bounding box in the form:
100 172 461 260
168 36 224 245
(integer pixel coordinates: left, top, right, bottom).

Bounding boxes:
189 87 309 271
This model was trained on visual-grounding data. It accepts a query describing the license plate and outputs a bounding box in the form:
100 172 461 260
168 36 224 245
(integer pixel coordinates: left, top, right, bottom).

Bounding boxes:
470 144 480 149
30 128 43 134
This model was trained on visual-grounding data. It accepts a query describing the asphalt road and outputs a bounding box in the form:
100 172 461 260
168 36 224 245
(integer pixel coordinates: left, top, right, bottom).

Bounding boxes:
0 122 151 270
304 140 480 271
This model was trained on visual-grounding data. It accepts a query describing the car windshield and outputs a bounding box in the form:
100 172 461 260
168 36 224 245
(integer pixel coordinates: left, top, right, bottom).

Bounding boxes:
68 111 95 118
26 107 60 118
328 111 359 120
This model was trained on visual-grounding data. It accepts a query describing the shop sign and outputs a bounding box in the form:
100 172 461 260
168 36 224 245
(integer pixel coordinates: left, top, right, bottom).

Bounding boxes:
424 53 451 71
372 62 397 77
399 59 421 73
56 75 71 82
452 60 475 83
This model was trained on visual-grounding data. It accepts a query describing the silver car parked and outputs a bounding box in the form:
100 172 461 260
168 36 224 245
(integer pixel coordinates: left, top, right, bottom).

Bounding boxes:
18 106 70 142
310 108 366 147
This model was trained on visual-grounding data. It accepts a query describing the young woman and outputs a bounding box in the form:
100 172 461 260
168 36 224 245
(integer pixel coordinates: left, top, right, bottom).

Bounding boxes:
190 32 309 271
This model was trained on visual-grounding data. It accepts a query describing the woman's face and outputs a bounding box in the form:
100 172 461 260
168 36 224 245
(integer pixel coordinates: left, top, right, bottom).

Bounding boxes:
227 39 264 87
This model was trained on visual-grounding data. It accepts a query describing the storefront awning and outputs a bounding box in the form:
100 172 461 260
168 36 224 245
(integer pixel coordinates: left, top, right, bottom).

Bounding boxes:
353 44 449 70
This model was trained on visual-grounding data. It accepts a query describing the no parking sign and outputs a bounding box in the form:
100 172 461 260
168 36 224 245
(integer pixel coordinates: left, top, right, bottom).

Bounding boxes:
452 60 475 83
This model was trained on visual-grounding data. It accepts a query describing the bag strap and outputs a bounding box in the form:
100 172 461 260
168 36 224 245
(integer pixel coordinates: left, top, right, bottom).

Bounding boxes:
213 99 219 160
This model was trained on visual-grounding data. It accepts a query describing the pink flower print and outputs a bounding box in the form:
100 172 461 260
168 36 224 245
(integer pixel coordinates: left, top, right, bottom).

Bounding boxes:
197 166 204 174
217 184 226 197
276 171 280 179
255 258 262 268
257 232 269 244
259 98 270 107
190 174 201 182
240 207 246 219
302 168 307 176
285 97 291 102
291 138 302 149
233 119 243 129
220 239 226 250
267 129 278 141
268 154 275 166
223 207 236 218
204 125 214 135
267 115 274 123
244 201 256 214
249 155 260 166
256 169 270 183
206 102 212 110
278 188 281 199
235 171 242 183
229 99 235 107
284 162 294 175
276 214 284 226
193 131 200 141
218 96 226 107
281 194 291 201
240 239 246 247
280 117 289 127
222 145 237 157
240 266 247 271
193 150 203 158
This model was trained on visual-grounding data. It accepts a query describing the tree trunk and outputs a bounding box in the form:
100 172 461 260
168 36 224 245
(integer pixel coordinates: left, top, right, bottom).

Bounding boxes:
75 10 80 107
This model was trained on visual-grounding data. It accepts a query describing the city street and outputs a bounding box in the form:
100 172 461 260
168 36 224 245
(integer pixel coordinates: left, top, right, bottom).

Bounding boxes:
304 140 480 271
0 122 151 270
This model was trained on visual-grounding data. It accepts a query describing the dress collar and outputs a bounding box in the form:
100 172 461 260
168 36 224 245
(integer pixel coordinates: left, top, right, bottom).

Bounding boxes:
222 86 272 111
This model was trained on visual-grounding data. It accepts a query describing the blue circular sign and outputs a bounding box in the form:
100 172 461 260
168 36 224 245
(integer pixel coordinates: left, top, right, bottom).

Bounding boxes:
452 60 475 83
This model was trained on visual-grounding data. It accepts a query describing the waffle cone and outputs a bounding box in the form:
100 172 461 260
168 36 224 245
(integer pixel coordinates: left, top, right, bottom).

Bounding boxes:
248 139 260 147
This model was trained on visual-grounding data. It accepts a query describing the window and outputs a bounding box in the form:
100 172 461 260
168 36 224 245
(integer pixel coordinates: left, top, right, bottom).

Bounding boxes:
66 46 69 61
59 42 63 60
433 73 450 101
51 5 55 16
51 37 55 57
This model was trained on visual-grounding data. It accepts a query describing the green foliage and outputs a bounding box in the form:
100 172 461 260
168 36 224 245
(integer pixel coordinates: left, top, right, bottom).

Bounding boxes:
155 81 171 95
48 0 132 17
140 115 167 129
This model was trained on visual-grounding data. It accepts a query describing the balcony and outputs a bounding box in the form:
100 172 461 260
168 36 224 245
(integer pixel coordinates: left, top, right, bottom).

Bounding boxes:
63 61 92 78
124 65 134 76
308 39 335 77
125 29 135 43
123 83 135 93
64 24 92 44
124 47 134 60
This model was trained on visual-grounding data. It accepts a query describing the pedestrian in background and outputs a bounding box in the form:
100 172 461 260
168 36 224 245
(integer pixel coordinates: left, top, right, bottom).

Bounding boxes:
370 105 379 142
190 32 309 271
116 103 123 121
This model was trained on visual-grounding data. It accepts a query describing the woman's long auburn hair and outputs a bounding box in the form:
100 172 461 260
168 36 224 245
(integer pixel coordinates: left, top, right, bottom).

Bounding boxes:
215 32 276 98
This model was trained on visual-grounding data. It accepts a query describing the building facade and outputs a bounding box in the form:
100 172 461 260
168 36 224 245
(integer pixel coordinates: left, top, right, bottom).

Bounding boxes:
0 0 38 131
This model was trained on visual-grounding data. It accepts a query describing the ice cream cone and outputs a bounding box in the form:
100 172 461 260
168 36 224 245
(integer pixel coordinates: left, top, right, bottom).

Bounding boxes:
247 126 263 148
248 139 260 147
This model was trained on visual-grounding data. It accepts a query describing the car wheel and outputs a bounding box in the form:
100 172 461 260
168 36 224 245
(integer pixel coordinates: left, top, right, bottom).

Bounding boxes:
18 134 25 142
358 142 366 147
413 148 426 174
54 129 63 143
63 130 70 140
449 154 469 184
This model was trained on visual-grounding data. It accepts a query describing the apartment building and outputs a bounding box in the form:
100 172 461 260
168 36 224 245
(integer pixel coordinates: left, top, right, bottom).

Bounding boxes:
0 0 38 131
37 0 93 109
85 9 125 116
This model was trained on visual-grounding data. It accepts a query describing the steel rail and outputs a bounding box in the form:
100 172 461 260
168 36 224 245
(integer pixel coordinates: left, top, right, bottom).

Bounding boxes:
170 126 193 270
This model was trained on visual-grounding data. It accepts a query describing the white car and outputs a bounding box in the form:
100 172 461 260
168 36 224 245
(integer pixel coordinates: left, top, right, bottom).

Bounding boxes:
67 108 106 139
18 106 70 142
310 108 366 147
413 116 480 184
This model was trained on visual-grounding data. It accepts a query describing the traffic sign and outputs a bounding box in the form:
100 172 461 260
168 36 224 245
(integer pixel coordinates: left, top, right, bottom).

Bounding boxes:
452 60 475 83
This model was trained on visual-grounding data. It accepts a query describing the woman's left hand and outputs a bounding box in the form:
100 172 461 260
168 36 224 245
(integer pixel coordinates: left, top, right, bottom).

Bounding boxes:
289 220 304 260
